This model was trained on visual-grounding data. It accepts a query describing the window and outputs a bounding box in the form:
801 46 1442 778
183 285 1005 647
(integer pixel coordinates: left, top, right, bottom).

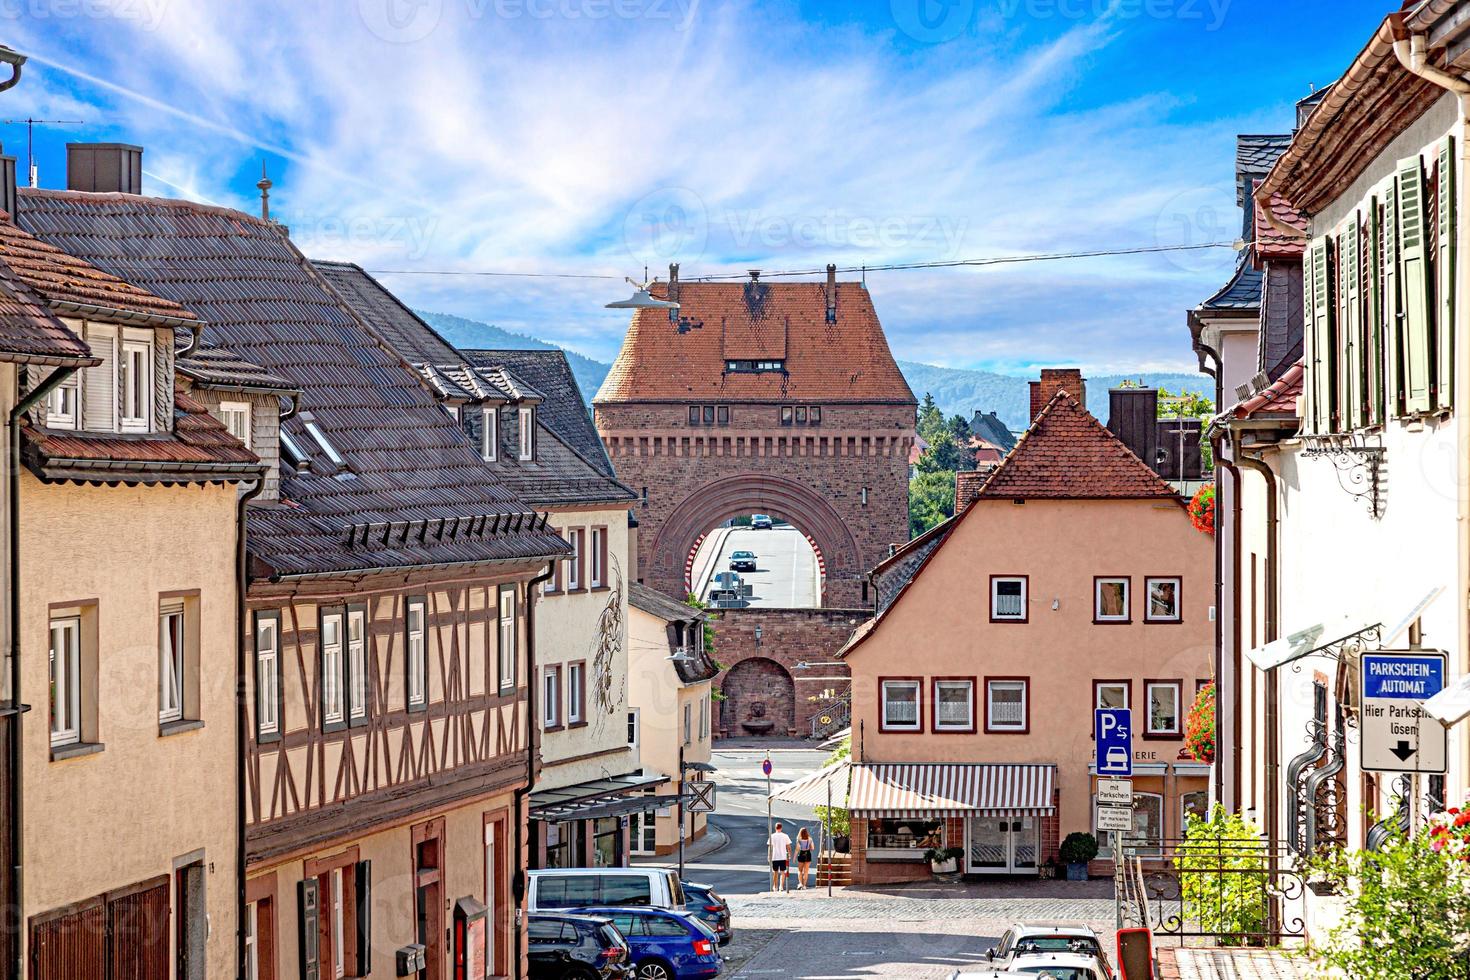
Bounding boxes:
406 598 427 711
795 406 807 424
702 405 715 425
444 403 461 423
220 400 252 448
1095 577 1130 623
544 537 560 593
1097 793 1163 858
320 610 345 730
726 359 784 372
1145 577 1182 622
990 576 1027 622
481 406 498 461
347 606 368 724
810 406 822 424
1182 789 1209 830
159 600 186 724
498 588 516 690
933 679 975 732
699 693 709 739
566 529 584 590
1094 680 1130 711
682 702 692 745
303 417 346 469
627 709 640 751
567 662 585 725
255 612 281 740
688 406 700 425
49 616 81 747
880 679 921 732
985 679 1028 733
716 405 729 425
244 900 259 980
866 818 943 851
780 406 793 425
46 373 78 429
119 331 153 431
590 527 606 588
543 666 562 729
1146 680 1182 736
518 406 535 460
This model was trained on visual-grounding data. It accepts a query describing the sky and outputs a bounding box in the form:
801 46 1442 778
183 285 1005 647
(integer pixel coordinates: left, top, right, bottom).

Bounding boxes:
2 0 1389 375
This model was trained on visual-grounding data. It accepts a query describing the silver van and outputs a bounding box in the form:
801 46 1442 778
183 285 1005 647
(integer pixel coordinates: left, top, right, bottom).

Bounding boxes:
527 868 686 911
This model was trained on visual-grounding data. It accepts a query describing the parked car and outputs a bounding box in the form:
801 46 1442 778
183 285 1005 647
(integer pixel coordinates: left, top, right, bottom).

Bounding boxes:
727 550 757 572
1005 954 1110 980
567 906 722 980
529 912 634 980
751 513 773 529
528 868 687 912
986 924 1112 978
680 881 731 945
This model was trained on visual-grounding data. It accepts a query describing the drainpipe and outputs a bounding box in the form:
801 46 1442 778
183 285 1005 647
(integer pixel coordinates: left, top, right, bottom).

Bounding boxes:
233 476 264 980
1394 25 1470 797
178 322 204 359
1235 448 1279 853
1217 448 1244 813
7 363 83 980
514 560 555 980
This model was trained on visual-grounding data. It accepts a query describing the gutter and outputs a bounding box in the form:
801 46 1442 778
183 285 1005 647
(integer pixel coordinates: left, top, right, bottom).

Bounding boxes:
514 561 555 980
46 298 200 332
7 363 82 980
233 477 264 980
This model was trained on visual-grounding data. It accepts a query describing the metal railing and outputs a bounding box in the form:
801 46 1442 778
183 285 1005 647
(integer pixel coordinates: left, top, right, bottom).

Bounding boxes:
809 693 851 739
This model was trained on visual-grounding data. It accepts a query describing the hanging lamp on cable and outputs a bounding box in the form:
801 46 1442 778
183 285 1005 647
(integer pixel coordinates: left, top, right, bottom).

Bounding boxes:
606 277 680 310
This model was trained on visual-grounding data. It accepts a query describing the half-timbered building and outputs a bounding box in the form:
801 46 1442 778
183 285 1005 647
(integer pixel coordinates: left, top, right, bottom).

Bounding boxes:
16 149 570 980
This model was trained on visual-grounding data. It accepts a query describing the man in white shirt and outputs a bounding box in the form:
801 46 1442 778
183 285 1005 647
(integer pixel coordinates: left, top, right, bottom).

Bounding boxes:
768 822 793 892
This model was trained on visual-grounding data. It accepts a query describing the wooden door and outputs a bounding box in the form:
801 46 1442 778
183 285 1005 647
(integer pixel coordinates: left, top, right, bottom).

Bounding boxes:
414 818 445 980
30 898 106 979
107 877 171 980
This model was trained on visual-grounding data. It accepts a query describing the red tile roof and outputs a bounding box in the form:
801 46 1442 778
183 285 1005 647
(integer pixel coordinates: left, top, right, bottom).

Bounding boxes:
0 215 196 323
1252 182 1307 263
1229 360 1303 420
975 391 1180 500
0 269 93 365
595 280 915 405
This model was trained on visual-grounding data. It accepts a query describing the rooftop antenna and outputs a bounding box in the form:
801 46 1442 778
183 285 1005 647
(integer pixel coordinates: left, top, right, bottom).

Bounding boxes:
1 118 84 187
256 160 272 221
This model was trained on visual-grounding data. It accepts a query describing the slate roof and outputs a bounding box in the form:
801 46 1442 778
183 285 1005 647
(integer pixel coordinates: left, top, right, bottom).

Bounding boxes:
463 349 615 478
175 340 299 395
17 188 568 577
974 391 1181 501
968 410 1017 452
596 280 915 405
1201 258 1263 311
1236 135 1293 199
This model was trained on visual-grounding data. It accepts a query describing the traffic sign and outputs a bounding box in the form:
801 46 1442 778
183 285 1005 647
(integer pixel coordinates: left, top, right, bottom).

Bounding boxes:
1095 708 1133 777
686 783 717 814
1097 805 1134 832
761 757 772 777
1096 778 1133 807
1361 652 1447 774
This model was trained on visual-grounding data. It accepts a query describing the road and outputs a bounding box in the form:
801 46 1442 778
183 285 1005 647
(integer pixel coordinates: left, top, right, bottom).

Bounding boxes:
692 526 820 608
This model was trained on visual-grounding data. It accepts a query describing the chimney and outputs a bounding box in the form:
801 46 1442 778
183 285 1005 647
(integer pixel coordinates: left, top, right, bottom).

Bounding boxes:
66 142 143 195
955 470 988 516
824 263 837 324
1107 386 1160 472
667 262 680 305
1028 368 1086 421
0 144 15 219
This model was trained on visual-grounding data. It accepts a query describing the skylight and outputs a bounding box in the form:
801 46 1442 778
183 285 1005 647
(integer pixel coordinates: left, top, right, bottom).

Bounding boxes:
303 419 346 468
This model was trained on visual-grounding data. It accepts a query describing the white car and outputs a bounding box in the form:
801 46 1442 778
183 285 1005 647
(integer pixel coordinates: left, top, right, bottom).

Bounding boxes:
527 868 686 911
986 923 1113 978
1007 952 1112 980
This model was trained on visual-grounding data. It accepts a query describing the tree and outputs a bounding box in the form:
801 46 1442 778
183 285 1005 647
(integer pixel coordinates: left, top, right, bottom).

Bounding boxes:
909 470 954 536
916 432 966 473
916 393 946 444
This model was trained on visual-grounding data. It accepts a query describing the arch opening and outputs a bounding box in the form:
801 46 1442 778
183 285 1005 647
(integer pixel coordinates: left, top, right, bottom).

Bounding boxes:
688 516 826 609
719 657 796 738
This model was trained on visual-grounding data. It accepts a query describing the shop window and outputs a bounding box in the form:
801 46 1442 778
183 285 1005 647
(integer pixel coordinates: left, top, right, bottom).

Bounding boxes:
1096 792 1164 858
985 679 1028 733
1181 789 1209 830
879 679 921 731
1146 680 1182 736
990 576 1027 621
1094 577 1130 623
866 818 943 852
1145 577 1182 622
593 817 622 868
933 679 974 732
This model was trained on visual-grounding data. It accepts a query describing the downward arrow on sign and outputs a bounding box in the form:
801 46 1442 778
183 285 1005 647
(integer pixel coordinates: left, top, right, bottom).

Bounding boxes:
1390 741 1417 762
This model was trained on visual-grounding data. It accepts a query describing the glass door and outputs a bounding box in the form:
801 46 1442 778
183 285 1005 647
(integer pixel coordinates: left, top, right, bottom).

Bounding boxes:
630 810 658 856
968 817 1009 871
1011 815 1038 870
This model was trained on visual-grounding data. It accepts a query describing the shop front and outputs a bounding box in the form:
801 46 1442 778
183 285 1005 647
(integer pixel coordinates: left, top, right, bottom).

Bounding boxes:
530 774 668 870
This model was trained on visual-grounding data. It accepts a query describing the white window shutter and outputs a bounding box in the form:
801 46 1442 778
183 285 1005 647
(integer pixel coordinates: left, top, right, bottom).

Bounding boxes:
83 322 117 431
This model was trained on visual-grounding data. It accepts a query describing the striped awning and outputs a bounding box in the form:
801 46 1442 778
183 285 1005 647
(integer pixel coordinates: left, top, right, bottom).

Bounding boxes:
769 761 851 808
849 763 1056 818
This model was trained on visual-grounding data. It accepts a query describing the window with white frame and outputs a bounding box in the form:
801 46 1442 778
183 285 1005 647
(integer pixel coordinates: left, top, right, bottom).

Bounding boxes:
543 666 561 729
1147 681 1182 735
986 679 1027 733
49 616 81 747
1182 789 1209 830
159 600 186 724
1145 577 1181 622
880 679 921 731
330 867 346 980
46 373 79 429
255 614 280 739
627 708 640 751
683 702 692 745
347 607 368 723
1094 681 1129 711
699 693 709 739
219 400 252 448
119 331 153 431
481 406 498 461
566 529 583 591
1095 577 1130 622
543 539 560 593
244 900 259 980
498 588 516 690
518 406 535 461
933 679 974 732
567 662 585 725
320 610 345 729
990 577 1026 621
406 598 426 711
590 527 605 588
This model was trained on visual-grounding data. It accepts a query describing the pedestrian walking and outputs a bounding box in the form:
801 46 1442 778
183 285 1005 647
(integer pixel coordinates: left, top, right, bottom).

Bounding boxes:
795 827 814 889
768 821 792 892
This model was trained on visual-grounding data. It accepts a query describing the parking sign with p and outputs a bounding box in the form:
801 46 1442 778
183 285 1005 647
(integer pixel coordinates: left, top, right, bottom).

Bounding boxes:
1096 708 1133 777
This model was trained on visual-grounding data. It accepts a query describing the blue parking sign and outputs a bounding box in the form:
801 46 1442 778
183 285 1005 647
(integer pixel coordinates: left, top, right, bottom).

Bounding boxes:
1096 708 1133 777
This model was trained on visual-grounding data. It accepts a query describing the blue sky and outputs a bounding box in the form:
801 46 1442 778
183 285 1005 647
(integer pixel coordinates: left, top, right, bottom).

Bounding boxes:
5 0 1386 374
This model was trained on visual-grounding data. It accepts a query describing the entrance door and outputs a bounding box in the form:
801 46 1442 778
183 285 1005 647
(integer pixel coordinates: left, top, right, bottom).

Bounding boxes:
630 811 657 856
413 818 444 980
967 815 1040 874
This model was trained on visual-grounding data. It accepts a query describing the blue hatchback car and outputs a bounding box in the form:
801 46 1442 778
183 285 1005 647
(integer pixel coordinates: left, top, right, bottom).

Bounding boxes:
567 906 721 980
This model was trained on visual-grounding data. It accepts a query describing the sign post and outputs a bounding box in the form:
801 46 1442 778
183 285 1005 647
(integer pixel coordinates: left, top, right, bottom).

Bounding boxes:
1361 652 1448 774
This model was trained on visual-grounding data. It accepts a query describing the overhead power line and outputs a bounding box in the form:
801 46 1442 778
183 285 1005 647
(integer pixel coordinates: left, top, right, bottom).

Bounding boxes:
364 241 1238 284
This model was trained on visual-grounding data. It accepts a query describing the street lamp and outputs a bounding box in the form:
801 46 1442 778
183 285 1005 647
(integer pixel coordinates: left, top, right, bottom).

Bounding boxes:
0 45 26 93
606 277 680 310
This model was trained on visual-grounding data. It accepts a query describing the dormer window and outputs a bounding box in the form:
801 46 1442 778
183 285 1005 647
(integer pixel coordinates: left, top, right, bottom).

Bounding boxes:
46 373 79 430
482 406 498 462
518 406 535 461
219 401 252 448
119 329 154 432
726 359 784 373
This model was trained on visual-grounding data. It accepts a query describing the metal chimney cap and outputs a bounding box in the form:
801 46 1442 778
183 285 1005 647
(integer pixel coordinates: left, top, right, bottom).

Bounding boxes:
606 287 679 310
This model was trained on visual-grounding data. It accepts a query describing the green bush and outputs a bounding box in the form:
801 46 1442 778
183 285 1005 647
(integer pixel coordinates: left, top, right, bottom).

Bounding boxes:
1059 832 1098 865
1177 805 1267 946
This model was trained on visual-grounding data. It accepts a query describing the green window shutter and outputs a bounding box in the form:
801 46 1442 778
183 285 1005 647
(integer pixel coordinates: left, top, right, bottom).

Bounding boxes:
1438 135 1456 410
1400 154 1433 413
1301 242 1317 434
1369 198 1385 425
1310 236 1333 433
1345 217 1364 429
1385 179 1402 416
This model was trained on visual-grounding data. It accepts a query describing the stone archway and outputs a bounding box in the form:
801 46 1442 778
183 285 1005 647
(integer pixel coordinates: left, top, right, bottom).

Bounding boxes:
719 657 796 738
647 474 864 607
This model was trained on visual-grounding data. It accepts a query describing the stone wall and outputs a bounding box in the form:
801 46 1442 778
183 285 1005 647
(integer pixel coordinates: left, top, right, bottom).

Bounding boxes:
711 607 866 738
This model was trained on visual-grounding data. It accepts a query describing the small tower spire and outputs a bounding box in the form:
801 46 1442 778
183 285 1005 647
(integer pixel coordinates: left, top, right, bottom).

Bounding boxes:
256 161 272 221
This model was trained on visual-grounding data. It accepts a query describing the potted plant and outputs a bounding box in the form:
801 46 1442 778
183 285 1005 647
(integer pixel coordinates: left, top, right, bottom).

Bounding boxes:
925 846 965 880
1059 832 1098 881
